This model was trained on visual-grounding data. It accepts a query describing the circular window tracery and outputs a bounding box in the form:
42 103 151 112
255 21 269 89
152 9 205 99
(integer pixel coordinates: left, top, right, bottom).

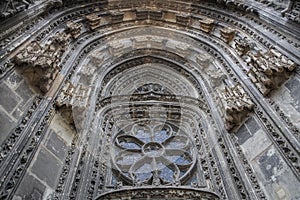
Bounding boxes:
112 121 197 185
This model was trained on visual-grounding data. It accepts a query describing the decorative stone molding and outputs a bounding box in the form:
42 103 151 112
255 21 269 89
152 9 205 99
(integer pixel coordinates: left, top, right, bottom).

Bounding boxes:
110 11 124 24
0 104 56 199
0 1 299 199
96 187 220 200
0 0 34 19
0 96 42 165
234 37 254 56
282 0 300 22
56 82 90 108
51 134 78 199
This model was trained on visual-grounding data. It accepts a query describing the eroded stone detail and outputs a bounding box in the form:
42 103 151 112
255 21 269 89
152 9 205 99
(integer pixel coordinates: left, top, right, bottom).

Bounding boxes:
86 13 102 30
199 18 215 34
55 81 91 131
0 104 55 199
65 21 82 39
246 49 296 96
219 84 254 130
220 27 235 43
0 96 42 165
12 31 70 94
0 1 299 199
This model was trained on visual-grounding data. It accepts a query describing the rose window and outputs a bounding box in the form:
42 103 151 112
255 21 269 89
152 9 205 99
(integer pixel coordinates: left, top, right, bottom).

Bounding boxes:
112 121 196 185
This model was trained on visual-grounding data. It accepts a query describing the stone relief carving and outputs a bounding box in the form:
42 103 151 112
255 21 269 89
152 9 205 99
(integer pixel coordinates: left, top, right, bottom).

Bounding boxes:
282 0 300 22
246 49 296 95
234 37 256 56
0 104 56 199
65 21 82 39
86 13 102 30
96 187 220 199
0 0 34 18
0 0 298 198
219 84 254 130
55 81 91 131
220 27 235 44
199 18 215 34
110 11 124 23
0 96 42 166
13 31 69 93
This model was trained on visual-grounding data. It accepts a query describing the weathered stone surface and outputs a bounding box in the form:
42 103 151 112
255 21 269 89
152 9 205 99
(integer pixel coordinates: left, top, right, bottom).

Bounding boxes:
285 77 300 110
14 173 46 200
31 147 62 188
15 81 34 102
0 1 299 200
0 83 20 113
246 117 260 134
240 129 272 161
0 111 16 144
253 146 300 200
5 72 23 89
235 124 252 145
45 130 67 161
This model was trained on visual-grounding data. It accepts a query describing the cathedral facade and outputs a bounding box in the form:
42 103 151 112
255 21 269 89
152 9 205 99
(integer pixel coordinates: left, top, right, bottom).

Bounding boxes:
0 0 300 199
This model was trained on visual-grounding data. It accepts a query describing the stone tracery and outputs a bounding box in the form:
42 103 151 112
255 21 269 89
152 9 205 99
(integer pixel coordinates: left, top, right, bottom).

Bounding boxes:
0 0 299 200
112 121 197 186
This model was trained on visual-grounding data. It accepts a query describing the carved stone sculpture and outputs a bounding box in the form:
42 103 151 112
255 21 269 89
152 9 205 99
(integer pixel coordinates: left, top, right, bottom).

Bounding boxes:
13 31 70 93
13 42 57 93
110 11 124 23
55 82 90 131
246 49 296 95
0 0 33 18
56 82 90 107
220 27 235 43
219 84 254 131
65 21 82 39
86 13 102 30
234 37 253 56
199 18 215 33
